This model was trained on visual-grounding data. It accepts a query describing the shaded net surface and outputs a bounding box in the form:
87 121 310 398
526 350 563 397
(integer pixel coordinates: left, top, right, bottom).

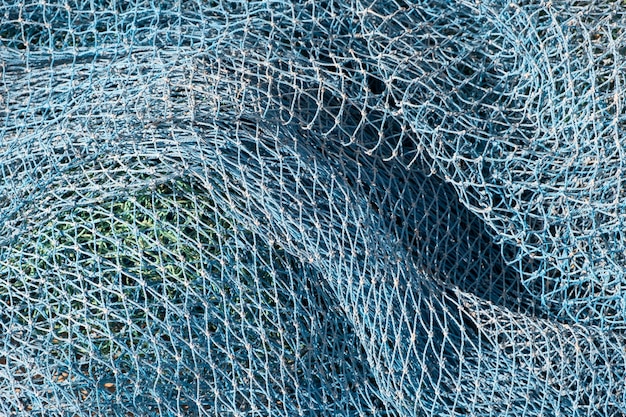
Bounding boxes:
1 0 626 415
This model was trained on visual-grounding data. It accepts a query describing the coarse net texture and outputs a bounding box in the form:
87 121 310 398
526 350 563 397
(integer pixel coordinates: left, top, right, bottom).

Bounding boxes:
1 0 626 415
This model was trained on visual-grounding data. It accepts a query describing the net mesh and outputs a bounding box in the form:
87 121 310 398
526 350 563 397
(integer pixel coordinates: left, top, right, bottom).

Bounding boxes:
1 0 626 415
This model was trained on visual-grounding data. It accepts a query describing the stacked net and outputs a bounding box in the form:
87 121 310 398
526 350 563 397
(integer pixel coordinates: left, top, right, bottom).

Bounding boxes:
1 0 626 415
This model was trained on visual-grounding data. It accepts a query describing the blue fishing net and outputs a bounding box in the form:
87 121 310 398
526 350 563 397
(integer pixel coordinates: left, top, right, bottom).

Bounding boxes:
1 0 625 415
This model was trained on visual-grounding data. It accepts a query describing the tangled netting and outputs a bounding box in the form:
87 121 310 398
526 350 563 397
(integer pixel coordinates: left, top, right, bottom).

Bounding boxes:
2 0 626 415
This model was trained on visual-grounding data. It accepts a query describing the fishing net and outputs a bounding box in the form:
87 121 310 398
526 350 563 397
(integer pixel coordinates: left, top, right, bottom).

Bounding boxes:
1 0 626 415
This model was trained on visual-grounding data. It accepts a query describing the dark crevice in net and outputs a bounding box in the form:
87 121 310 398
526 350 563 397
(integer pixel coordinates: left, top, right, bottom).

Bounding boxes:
1 0 626 416
307 112 541 317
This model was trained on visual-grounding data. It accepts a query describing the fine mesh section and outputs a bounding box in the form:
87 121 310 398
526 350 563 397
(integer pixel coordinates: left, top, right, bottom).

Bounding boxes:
1 0 626 416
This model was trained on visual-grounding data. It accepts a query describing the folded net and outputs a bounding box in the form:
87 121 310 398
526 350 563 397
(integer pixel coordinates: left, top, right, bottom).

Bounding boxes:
1 0 625 415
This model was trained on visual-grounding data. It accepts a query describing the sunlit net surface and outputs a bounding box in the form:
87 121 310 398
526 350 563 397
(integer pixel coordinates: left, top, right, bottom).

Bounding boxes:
1 0 626 415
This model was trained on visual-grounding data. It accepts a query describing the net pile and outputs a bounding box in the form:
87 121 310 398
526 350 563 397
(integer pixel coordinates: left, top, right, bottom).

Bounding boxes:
1 0 625 415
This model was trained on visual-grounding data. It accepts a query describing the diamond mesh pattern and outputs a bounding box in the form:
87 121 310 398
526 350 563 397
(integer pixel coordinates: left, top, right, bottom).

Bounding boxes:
1 0 626 416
